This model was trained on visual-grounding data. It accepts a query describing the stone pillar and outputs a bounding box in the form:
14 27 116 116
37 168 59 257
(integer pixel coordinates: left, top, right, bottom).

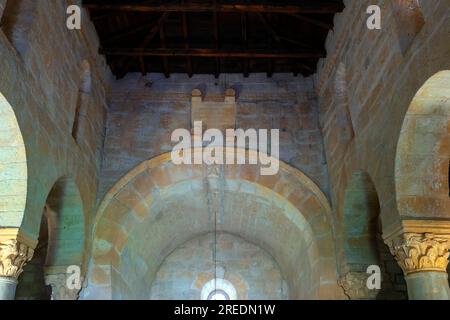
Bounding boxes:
339 271 380 300
386 231 450 300
0 237 34 300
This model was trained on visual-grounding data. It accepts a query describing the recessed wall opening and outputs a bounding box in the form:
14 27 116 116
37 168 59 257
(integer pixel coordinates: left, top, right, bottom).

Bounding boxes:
392 0 425 54
0 0 35 55
72 61 92 142
335 63 355 141
342 171 407 299
15 212 51 300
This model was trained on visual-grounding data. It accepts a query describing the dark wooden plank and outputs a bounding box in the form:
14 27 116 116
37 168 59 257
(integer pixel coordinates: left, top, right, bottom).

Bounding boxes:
84 2 344 14
139 56 146 75
213 7 220 78
159 20 170 78
100 48 326 59
242 12 249 77
289 13 333 30
182 11 193 77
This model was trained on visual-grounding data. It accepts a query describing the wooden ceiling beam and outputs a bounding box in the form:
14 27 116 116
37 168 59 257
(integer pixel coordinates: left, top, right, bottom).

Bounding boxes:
213 3 220 79
159 21 170 78
289 13 334 30
241 12 249 78
139 56 147 75
181 11 193 77
84 2 344 14
102 21 158 45
116 12 169 79
258 13 314 49
257 13 281 44
100 48 326 59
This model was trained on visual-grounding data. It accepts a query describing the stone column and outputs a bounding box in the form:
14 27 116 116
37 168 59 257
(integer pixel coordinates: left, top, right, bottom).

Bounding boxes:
0 238 34 300
386 231 450 300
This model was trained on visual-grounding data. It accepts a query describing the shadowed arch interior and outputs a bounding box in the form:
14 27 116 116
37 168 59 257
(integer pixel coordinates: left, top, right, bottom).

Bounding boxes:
44 177 85 270
84 149 338 300
343 171 380 270
396 71 450 219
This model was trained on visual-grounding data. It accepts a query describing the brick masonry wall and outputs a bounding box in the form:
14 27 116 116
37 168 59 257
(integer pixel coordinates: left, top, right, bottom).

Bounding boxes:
99 73 330 202
150 232 288 300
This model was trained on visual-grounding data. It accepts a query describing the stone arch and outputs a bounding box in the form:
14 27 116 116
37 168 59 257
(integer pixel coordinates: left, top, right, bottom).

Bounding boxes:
84 149 339 300
15 177 86 300
43 177 86 271
0 91 27 228
396 71 450 219
151 232 286 300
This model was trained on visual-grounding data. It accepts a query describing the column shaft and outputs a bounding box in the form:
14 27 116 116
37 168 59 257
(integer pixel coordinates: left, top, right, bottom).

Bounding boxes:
0 277 18 300
405 271 450 300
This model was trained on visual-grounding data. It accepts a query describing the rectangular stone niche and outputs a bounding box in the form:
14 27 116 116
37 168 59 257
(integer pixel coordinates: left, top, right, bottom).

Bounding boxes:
191 88 237 132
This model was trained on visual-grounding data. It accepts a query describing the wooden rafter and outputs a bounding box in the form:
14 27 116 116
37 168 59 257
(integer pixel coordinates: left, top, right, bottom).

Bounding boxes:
103 21 157 46
86 0 342 77
84 2 344 14
139 56 146 75
242 12 249 78
159 20 170 78
257 13 314 49
289 13 333 30
213 3 220 79
100 48 326 59
116 12 169 78
181 10 193 77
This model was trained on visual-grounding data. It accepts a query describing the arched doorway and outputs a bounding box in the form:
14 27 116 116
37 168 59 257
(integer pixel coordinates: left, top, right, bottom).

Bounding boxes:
392 70 450 299
396 70 450 219
82 149 339 300
151 232 288 300
0 87 29 300
16 177 86 300
339 171 406 299
342 171 380 272
0 92 27 228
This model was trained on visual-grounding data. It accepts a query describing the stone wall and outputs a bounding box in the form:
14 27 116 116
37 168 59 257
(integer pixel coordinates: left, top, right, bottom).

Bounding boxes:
0 0 111 254
150 232 288 300
315 0 450 265
99 73 330 202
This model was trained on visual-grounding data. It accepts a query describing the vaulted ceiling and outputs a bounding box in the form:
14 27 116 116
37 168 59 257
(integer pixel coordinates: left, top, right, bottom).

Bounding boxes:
83 0 344 78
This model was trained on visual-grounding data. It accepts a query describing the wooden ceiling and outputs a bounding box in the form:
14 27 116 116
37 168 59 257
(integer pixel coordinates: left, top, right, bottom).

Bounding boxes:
83 0 344 79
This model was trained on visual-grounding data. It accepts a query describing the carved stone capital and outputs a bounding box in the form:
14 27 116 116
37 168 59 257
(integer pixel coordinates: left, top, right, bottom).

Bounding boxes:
338 272 379 300
386 232 450 275
0 229 34 279
44 273 83 300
